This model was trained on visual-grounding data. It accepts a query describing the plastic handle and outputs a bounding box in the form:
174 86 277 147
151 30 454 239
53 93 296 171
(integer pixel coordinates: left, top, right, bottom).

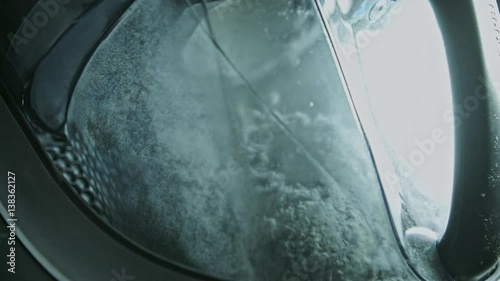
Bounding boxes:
430 0 500 279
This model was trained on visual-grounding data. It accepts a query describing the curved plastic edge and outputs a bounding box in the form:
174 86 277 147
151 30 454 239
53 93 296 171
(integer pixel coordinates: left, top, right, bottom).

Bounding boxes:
430 0 500 280
27 0 133 132
5 0 98 89
0 85 226 281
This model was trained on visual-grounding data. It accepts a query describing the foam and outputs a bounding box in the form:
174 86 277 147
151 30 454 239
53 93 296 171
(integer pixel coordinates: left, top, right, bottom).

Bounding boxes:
66 0 416 280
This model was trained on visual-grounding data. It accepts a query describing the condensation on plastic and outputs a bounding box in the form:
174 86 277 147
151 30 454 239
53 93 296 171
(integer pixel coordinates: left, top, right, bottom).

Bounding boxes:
316 0 455 280
58 0 423 280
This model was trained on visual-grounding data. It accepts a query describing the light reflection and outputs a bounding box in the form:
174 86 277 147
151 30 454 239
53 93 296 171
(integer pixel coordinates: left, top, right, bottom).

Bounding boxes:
351 0 454 233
